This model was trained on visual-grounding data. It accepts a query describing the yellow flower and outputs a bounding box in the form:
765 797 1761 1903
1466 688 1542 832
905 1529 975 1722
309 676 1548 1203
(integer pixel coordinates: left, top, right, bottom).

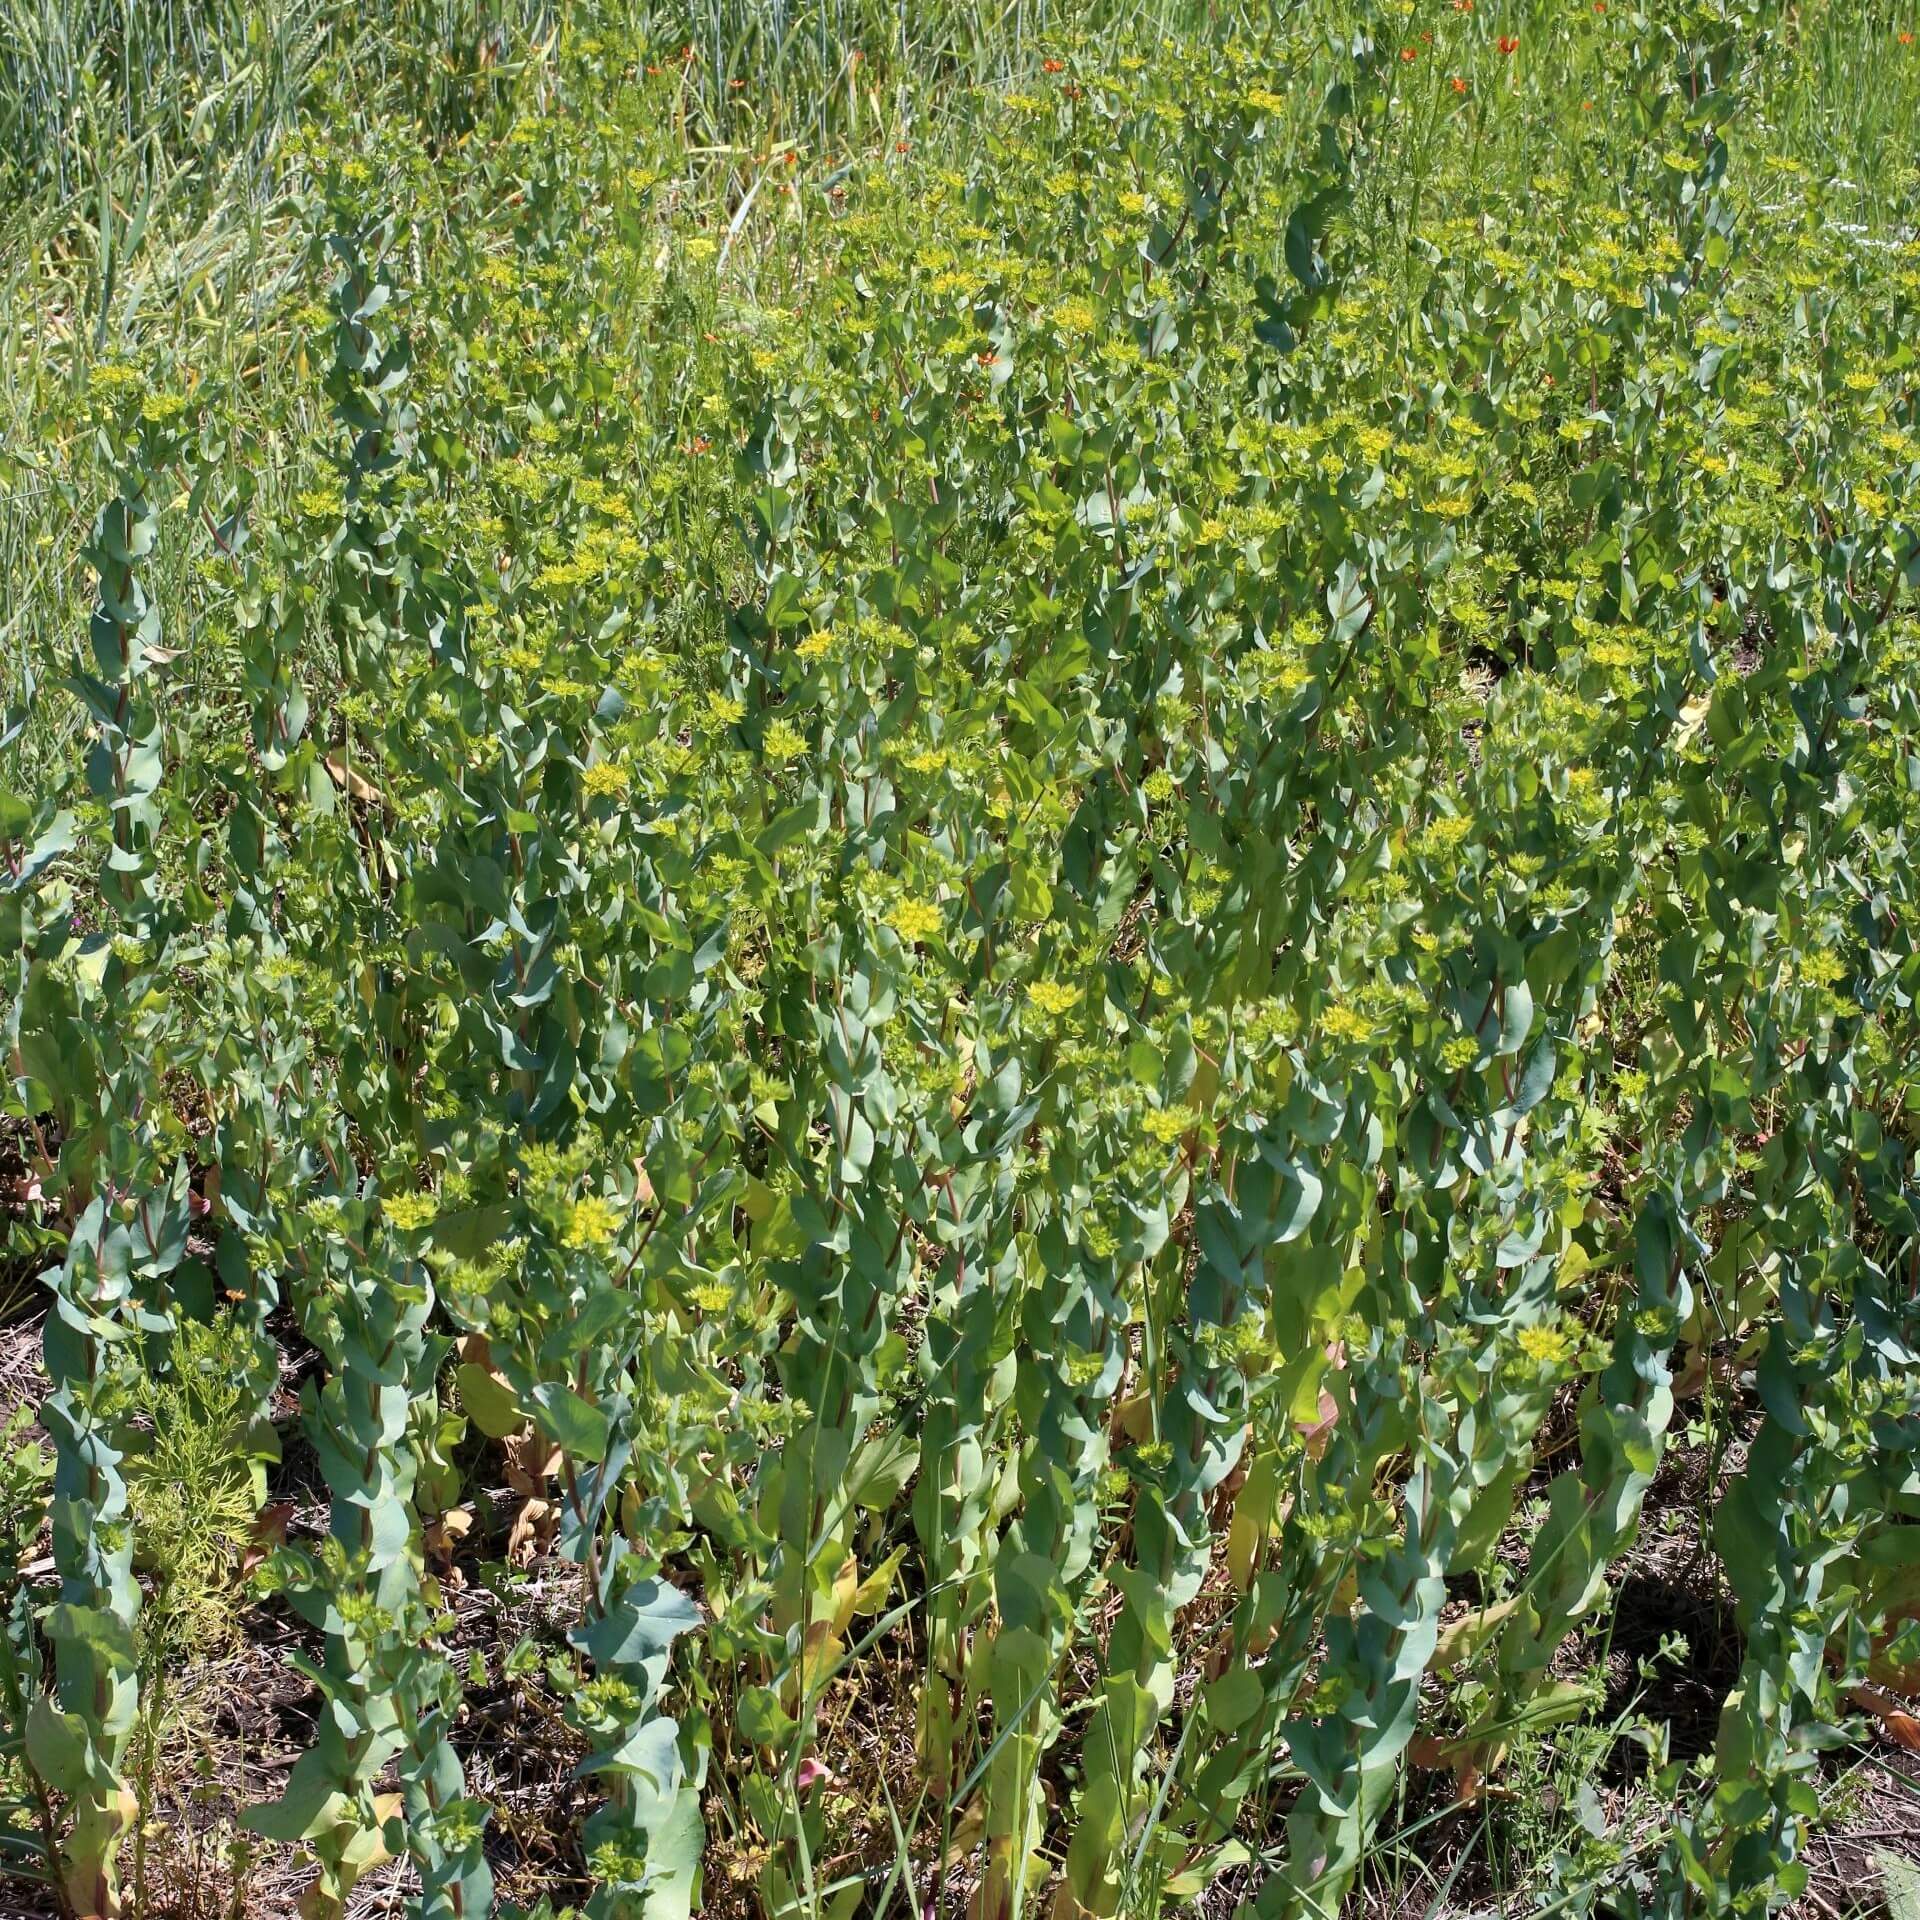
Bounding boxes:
561 1195 621 1249
1797 947 1847 989
581 760 631 799
797 629 835 661
295 484 346 521
1026 980 1082 1019
764 718 806 759
1320 1003 1374 1045
384 1191 439 1232
88 363 143 396
1053 296 1097 337
1142 1105 1197 1145
890 898 944 943
1412 814 1472 859
1517 1323 1572 1366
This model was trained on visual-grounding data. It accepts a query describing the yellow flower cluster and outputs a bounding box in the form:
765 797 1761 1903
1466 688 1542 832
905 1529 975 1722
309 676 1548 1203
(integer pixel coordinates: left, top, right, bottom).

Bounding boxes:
1517 1324 1573 1366
384 1191 439 1232
561 1195 622 1249
1027 980 1082 1018
890 898 944 943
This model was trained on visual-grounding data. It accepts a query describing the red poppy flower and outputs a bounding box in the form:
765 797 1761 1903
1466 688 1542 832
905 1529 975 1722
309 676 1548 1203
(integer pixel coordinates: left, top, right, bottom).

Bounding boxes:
1498 33 1519 53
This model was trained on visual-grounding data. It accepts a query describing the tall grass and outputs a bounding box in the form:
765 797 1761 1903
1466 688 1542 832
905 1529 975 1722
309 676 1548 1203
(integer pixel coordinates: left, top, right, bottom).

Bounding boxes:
0 0 568 791
0 0 330 200
1762 0 1920 219
2 0 1915 795
649 0 1266 147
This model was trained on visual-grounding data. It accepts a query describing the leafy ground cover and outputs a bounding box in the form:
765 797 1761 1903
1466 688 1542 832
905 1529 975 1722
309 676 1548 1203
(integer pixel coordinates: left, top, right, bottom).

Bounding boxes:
5 2 1920 1917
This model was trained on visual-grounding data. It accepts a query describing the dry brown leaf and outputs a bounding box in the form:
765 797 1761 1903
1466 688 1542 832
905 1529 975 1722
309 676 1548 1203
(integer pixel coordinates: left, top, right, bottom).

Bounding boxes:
1852 1682 1920 1752
323 756 388 810
240 1500 296 1579
506 1494 557 1567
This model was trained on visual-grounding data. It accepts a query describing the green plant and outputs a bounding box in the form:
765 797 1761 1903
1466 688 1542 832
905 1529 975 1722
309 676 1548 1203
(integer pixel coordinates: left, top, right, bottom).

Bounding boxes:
0 1406 58 1899
117 1313 267 1915
3 4 1920 1919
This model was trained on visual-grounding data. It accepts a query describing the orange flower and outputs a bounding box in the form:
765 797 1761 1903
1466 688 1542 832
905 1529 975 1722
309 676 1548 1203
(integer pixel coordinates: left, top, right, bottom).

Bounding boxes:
1401 44 1418 60
1452 74 1467 92
1453 0 1472 10
1902 28 1916 40
1498 33 1519 53
896 139 911 152
1043 57 1065 72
